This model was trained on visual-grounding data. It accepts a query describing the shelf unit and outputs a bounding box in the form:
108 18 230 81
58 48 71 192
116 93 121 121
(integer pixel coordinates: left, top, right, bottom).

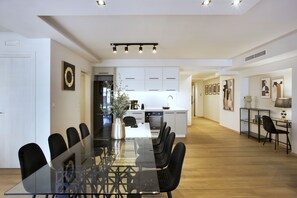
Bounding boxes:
239 108 270 142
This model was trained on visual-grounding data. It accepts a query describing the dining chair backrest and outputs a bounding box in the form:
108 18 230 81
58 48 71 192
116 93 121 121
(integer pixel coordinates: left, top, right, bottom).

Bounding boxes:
262 115 277 133
66 127 81 148
123 116 137 127
153 122 167 146
18 143 47 180
48 133 68 161
79 123 90 139
163 142 186 191
156 132 176 168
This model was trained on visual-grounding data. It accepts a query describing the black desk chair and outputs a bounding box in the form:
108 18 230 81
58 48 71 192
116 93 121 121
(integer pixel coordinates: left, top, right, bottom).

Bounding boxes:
262 115 291 154
18 143 49 198
152 122 167 146
123 116 137 127
66 127 81 148
48 133 68 161
131 142 186 198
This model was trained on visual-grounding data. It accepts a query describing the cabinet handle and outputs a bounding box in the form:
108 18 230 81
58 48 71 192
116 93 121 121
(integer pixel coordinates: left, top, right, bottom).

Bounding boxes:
166 78 176 80
132 113 143 115
149 77 159 80
98 72 109 75
125 78 135 80
126 89 135 91
176 112 186 114
165 89 176 91
149 89 159 91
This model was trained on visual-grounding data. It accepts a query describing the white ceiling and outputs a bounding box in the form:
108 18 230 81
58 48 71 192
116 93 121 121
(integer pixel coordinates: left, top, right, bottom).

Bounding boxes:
0 0 297 79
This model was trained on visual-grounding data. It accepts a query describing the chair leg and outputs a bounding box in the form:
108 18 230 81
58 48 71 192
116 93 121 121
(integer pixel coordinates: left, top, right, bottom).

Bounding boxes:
167 191 172 198
263 132 269 146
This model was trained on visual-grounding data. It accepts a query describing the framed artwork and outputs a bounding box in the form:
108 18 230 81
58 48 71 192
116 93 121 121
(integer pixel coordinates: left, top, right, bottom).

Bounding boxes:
222 79 234 111
212 84 217 95
63 61 75 90
216 83 220 95
208 84 213 95
261 78 271 98
205 85 209 95
272 78 284 101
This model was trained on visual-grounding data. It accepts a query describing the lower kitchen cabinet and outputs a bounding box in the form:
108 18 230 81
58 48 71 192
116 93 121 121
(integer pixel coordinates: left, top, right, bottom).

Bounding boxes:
164 111 187 137
124 111 145 123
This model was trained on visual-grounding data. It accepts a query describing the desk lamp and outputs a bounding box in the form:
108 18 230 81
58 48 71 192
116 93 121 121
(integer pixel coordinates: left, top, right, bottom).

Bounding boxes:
275 98 292 120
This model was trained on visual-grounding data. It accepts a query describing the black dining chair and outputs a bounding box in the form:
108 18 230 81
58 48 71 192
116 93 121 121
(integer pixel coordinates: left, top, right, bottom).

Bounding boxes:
136 132 175 169
131 142 186 198
48 133 68 161
153 126 171 154
66 127 81 148
18 143 49 198
262 115 291 154
79 123 90 139
152 122 167 146
123 116 137 127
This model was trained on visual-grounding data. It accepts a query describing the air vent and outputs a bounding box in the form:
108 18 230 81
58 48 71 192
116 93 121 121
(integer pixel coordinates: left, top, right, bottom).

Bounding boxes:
245 50 266 62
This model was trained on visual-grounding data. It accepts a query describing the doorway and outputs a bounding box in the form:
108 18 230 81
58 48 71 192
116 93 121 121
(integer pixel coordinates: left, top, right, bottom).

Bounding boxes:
80 71 91 127
93 75 113 138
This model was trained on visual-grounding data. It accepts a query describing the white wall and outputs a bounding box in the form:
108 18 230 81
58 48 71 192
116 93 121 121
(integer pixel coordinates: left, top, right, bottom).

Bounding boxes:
50 40 92 142
203 78 220 122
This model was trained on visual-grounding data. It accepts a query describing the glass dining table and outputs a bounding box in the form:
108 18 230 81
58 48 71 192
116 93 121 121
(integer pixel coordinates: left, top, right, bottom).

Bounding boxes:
5 123 159 197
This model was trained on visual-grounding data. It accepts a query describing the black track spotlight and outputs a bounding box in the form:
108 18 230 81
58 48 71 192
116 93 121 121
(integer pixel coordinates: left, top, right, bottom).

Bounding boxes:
113 46 117 53
125 46 129 53
202 0 211 6
139 45 143 53
152 45 157 53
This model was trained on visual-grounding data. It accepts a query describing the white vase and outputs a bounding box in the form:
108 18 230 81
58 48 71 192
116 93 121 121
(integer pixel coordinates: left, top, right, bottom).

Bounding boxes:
111 118 125 139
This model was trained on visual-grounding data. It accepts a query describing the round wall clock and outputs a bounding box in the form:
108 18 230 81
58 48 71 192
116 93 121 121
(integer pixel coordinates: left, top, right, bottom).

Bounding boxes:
63 61 75 90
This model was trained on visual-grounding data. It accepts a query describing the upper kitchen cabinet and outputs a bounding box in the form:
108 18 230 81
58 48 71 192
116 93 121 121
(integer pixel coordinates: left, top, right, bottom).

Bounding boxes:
162 67 179 91
93 67 115 75
145 67 163 91
116 68 144 91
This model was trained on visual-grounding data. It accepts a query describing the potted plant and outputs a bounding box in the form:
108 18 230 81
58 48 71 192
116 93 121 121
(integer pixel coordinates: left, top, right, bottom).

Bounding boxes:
109 82 130 139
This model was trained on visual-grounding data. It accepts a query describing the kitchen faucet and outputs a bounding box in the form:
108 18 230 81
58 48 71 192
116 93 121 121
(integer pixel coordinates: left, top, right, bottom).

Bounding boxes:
167 95 173 107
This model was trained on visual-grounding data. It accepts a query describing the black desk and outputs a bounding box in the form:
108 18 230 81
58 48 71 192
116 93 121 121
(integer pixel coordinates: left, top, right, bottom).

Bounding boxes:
4 136 159 196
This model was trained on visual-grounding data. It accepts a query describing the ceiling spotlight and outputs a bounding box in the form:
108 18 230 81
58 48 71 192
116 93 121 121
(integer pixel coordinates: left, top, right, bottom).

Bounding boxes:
139 46 143 53
152 46 157 54
125 46 129 53
202 0 211 6
96 0 106 6
232 0 242 6
113 46 117 53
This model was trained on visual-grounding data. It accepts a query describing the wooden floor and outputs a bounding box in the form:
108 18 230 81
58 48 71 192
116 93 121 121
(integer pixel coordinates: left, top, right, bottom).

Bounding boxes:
1 117 297 198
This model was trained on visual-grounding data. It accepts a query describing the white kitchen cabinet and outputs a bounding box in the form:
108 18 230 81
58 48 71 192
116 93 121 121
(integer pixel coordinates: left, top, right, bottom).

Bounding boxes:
93 67 115 75
145 67 163 91
163 110 187 137
162 67 179 91
116 68 144 91
163 111 176 132
125 111 145 123
175 111 188 136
